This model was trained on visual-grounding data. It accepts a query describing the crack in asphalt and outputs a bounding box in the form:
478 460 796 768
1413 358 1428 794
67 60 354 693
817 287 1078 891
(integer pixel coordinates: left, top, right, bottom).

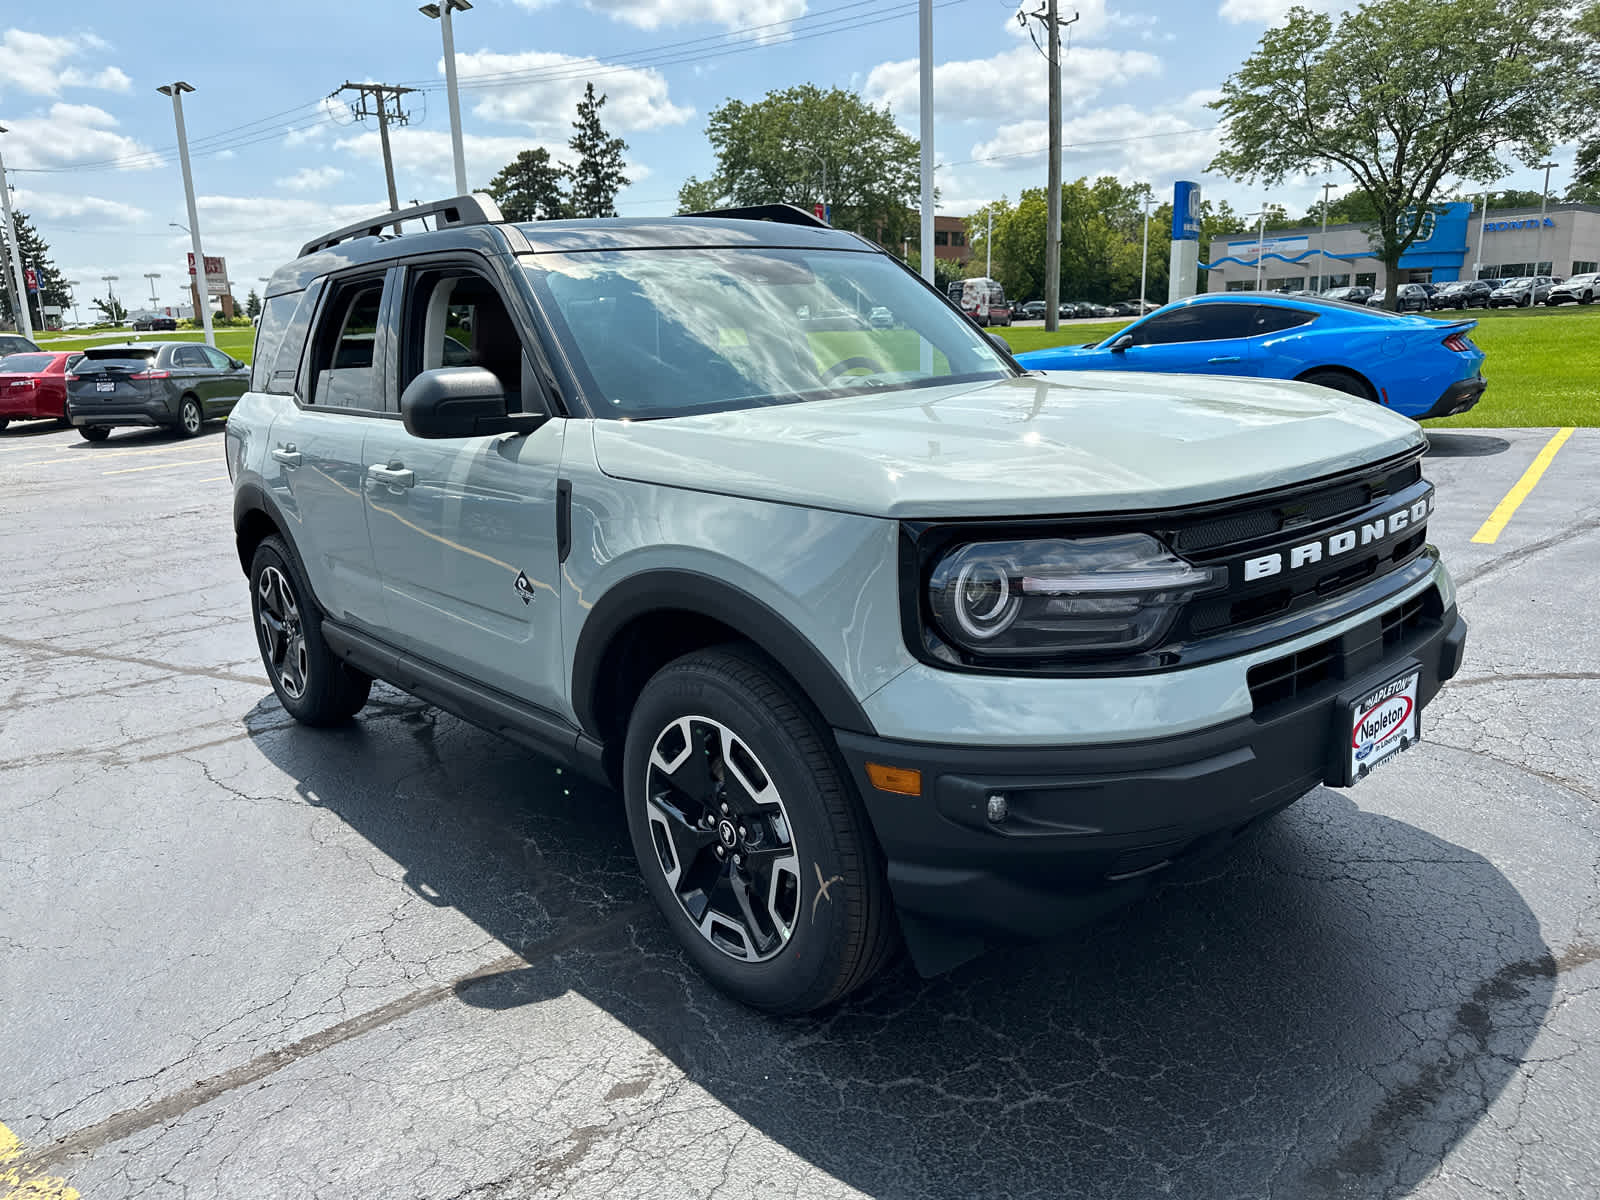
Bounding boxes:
1448 671 1600 688
24 902 654 1173
0 632 266 688
1454 512 1600 588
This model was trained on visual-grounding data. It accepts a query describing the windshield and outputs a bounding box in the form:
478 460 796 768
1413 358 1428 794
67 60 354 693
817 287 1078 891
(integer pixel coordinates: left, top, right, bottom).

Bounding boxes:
524 247 1013 418
0 353 54 372
1503 277 1534 287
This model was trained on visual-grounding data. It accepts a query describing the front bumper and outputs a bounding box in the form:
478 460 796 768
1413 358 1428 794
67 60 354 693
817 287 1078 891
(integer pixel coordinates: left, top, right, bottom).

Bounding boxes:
1418 375 1486 420
835 597 1466 972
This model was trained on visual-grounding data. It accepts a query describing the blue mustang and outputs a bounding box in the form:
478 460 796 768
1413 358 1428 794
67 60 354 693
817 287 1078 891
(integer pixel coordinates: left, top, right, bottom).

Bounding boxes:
1013 292 1486 420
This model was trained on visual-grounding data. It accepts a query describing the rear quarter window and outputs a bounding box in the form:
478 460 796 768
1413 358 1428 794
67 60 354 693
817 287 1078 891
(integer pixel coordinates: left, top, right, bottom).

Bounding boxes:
252 284 323 394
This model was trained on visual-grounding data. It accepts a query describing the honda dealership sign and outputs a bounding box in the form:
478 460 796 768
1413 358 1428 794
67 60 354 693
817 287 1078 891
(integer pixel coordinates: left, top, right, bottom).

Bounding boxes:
1169 180 1201 301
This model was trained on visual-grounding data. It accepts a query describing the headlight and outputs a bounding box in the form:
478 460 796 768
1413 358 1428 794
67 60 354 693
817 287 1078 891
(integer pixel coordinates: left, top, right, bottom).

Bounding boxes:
927 534 1224 659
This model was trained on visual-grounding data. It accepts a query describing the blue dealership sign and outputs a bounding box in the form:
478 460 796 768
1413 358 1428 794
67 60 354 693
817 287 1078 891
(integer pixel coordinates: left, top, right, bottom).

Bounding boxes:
1172 181 1201 241
1483 217 1554 232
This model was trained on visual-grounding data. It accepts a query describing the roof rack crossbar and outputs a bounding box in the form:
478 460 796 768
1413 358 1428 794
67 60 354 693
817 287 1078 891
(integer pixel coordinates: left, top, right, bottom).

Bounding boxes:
680 203 830 229
298 193 505 258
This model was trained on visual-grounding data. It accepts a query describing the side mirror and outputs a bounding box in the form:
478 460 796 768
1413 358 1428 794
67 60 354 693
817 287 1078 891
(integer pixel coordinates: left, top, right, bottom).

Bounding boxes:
985 331 1012 355
401 367 548 439
229 357 246 370
1108 333 1135 353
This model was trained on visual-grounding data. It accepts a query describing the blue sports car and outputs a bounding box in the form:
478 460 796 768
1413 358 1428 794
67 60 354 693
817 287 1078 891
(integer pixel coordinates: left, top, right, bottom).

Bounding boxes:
1013 292 1486 420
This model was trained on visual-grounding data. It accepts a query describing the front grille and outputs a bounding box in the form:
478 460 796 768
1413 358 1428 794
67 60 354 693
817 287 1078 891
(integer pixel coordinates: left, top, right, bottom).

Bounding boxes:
1247 586 1443 713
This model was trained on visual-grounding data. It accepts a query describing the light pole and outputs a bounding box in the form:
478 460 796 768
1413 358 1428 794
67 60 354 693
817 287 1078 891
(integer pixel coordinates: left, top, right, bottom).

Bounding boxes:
158 81 216 348
985 208 993 279
420 1 471 195
1139 193 1153 312
65 279 81 327
1474 190 1489 279
0 124 33 340
1536 161 1558 277
1247 207 1268 290
144 271 162 309
101 274 119 324
902 235 910 261
1318 181 1335 290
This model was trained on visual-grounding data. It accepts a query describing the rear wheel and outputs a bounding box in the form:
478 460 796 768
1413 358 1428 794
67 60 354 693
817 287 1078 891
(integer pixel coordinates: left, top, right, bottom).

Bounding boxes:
1521 294 1533 308
249 535 371 725
178 395 204 438
1298 369 1375 403
78 425 110 442
622 646 897 1014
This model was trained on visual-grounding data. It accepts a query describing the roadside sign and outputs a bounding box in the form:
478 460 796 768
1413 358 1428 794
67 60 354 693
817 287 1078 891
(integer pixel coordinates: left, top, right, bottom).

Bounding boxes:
186 252 229 294
24 266 38 292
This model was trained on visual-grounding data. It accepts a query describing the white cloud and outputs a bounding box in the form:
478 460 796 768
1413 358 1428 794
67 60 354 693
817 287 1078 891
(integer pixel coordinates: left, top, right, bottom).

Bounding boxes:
0 102 152 170
514 0 805 36
12 188 147 224
454 50 693 135
0 29 132 98
971 97 1224 183
277 165 346 191
864 45 1161 122
1218 0 1350 23
283 97 350 147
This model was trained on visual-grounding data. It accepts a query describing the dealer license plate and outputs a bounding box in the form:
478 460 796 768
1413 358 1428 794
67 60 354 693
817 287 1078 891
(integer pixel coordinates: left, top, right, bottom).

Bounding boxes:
1348 670 1420 781
96 380 116 392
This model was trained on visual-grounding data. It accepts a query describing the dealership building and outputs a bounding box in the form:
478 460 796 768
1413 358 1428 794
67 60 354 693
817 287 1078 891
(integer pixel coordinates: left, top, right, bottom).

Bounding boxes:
1203 202 1600 292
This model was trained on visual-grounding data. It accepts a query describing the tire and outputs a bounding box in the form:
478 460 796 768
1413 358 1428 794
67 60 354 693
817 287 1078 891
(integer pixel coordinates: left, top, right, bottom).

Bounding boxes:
1298 369 1374 402
1582 291 1594 306
622 646 898 1014
78 425 110 442
0 417 9 432
1521 294 1532 308
248 535 371 726
178 395 204 438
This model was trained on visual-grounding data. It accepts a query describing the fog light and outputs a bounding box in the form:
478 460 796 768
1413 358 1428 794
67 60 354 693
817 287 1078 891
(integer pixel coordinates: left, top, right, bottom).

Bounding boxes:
986 793 1008 823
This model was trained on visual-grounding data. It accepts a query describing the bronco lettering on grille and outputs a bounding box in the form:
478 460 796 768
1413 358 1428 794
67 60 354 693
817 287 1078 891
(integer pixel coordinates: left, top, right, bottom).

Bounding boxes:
1243 496 1431 583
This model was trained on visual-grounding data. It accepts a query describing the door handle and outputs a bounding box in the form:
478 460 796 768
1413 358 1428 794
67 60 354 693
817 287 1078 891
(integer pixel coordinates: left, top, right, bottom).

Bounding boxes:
271 445 301 468
368 464 415 488
1207 355 1242 364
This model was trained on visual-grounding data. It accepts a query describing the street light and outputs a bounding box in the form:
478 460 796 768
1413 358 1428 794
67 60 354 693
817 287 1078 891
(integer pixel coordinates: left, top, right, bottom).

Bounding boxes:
420 0 471 195
1318 181 1336 290
144 271 162 308
0 124 34 340
1246 207 1269 290
157 81 216 348
1536 161 1559 277
65 279 81 326
1138 192 1154 313
101 274 119 324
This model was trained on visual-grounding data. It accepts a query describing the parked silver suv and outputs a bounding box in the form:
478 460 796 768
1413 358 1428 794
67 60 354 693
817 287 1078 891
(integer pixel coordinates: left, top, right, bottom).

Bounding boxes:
229 196 1467 1013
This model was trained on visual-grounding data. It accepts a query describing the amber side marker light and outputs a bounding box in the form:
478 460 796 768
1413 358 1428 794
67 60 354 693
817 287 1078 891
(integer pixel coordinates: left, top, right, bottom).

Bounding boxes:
865 763 923 796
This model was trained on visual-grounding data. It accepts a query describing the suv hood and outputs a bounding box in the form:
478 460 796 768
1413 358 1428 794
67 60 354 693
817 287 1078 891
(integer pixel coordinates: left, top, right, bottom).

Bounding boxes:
589 372 1425 519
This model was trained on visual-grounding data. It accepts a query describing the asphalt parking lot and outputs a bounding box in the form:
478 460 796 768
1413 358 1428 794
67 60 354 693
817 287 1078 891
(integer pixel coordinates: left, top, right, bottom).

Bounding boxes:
2 420 1597 1199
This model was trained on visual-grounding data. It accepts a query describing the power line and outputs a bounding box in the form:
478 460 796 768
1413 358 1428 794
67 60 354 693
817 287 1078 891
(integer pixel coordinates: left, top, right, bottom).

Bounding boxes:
338 83 419 234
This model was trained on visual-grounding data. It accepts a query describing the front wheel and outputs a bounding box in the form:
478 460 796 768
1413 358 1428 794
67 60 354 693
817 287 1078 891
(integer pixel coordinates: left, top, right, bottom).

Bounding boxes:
178 396 204 438
249 536 371 725
1521 294 1533 308
622 646 897 1014
78 425 110 442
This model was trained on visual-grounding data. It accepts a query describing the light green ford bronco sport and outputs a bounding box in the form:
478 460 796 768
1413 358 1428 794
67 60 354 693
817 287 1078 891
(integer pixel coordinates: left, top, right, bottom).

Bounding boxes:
228 196 1467 1013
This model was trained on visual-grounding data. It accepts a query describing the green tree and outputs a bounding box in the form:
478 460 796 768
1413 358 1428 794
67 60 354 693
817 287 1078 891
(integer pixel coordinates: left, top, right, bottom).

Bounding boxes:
675 175 725 214
567 83 628 218
245 289 262 319
487 147 571 222
1569 6 1600 202
703 85 921 243
0 211 70 329
1210 0 1596 308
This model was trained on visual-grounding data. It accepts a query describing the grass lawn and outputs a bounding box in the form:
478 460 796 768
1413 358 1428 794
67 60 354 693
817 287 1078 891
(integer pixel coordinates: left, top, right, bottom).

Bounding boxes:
994 305 1600 428
35 329 258 362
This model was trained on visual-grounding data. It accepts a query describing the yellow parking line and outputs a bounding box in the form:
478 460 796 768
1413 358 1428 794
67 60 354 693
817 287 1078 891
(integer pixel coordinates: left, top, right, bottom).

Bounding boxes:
1471 427 1576 545
1 1119 80 1199
104 459 214 476
198 474 229 482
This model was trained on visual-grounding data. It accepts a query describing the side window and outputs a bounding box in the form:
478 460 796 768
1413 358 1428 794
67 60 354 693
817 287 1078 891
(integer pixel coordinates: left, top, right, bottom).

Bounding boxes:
252 284 324 395
1132 304 1256 345
1253 306 1317 335
173 345 206 368
400 269 526 403
199 345 231 370
309 278 386 410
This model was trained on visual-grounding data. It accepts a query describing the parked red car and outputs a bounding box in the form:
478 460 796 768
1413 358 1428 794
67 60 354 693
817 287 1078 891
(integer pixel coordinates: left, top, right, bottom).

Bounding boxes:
0 351 83 430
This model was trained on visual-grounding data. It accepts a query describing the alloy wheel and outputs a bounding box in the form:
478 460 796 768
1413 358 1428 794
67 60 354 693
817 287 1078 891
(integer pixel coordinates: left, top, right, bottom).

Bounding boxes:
257 565 309 699
644 715 802 963
182 400 202 435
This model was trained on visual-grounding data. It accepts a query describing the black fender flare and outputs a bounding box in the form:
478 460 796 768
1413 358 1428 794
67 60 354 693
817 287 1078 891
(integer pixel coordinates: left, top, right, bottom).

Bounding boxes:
570 569 877 739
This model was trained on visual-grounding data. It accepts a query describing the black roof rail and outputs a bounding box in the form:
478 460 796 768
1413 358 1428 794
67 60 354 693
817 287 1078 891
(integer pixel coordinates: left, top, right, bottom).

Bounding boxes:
298 193 505 258
680 203 830 229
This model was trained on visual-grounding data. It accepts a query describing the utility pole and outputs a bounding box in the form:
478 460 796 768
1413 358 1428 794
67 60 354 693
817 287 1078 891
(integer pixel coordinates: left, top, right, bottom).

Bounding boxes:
339 82 418 234
1536 161 1558 276
1019 4 1077 332
1139 193 1153 313
157 82 216 348
420 1 472 195
1318 181 1335 290
0 126 34 341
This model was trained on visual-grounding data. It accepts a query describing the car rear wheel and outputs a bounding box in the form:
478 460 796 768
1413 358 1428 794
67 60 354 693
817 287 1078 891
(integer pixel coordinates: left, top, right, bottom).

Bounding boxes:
249 535 371 726
1298 369 1375 403
178 396 204 438
1582 291 1594 305
78 425 110 442
1521 294 1533 308
622 646 898 1014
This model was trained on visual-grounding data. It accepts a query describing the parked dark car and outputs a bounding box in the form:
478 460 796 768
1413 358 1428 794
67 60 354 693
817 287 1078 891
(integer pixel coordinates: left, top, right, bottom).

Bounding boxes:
65 341 250 441
1018 300 1047 320
1429 280 1493 310
1064 300 1116 318
1319 285 1373 306
132 314 179 331
1546 273 1598 305
0 333 40 357
1365 283 1434 313
1489 276 1553 308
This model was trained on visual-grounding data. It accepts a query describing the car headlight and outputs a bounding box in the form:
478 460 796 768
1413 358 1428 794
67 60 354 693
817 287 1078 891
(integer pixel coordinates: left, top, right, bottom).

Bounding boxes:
927 534 1224 659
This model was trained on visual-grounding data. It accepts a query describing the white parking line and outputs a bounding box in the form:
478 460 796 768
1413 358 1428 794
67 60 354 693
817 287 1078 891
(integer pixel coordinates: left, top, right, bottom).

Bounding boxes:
104 459 215 476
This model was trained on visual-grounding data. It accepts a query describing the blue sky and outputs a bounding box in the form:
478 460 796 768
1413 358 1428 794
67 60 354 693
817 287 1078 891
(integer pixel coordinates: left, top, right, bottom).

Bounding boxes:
0 0 1580 313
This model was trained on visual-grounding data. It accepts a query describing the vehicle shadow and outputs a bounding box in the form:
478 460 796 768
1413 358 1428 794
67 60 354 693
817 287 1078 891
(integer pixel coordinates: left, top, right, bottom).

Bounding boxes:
1423 432 1512 458
0 418 70 438
63 425 227 450
245 687 1555 1199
